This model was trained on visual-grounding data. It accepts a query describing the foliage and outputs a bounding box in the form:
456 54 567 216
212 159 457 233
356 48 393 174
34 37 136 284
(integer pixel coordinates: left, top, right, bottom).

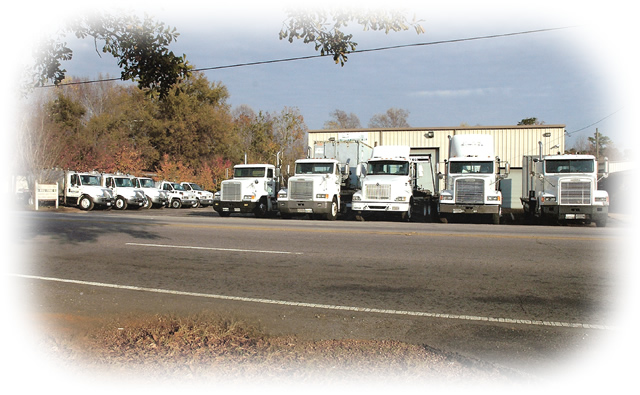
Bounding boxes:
18 73 308 193
279 8 424 65
368 108 410 128
323 109 361 129
518 117 544 126
31 12 191 98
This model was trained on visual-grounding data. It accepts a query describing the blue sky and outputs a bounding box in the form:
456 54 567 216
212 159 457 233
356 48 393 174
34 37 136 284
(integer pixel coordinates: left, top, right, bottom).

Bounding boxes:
6 1 638 151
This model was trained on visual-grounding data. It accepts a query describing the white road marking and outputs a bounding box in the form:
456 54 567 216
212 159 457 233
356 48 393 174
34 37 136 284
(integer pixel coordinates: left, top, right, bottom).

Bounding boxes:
12 273 614 331
125 242 303 255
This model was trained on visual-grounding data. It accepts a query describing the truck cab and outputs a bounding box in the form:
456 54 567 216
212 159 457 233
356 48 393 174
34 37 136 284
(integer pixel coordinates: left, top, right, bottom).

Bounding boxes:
156 181 198 209
351 146 416 221
57 170 115 211
180 182 214 208
522 154 609 226
277 159 341 220
438 135 509 224
215 164 279 217
102 173 146 210
131 176 168 208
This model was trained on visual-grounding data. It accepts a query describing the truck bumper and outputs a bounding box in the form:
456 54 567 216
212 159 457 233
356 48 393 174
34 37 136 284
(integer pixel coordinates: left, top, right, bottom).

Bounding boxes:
278 200 331 214
151 197 168 207
352 201 410 213
543 205 608 222
214 200 257 214
439 204 500 214
198 198 214 206
126 197 145 207
95 197 115 207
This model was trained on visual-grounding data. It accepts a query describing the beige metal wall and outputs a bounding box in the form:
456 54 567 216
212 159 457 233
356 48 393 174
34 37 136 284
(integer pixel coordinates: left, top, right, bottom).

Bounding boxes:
307 125 566 209
307 125 566 169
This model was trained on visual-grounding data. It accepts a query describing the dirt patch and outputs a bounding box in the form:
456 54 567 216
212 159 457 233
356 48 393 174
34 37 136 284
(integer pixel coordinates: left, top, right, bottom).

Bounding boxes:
36 312 534 386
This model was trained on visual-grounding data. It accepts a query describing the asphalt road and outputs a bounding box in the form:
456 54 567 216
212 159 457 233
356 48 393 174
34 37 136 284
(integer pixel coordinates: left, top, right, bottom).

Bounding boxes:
10 206 627 378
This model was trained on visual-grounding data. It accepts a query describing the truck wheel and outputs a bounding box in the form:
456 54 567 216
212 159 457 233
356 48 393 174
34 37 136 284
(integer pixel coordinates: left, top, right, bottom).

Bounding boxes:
78 195 94 211
401 203 412 222
143 196 153 209
193 199 201 208
115 196 128 210
254 199 268 218
325 198 338 220
595 217 607 227
171 199 182 209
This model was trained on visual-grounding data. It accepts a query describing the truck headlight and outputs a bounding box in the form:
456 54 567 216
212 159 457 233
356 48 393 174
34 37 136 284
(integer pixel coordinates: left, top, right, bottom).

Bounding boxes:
352 195 361 201
394 196 407 202
487 195 501 201
243 195 256 201
316 194 329 199
541 196 556 203
440 195 453 201
595 196 609 203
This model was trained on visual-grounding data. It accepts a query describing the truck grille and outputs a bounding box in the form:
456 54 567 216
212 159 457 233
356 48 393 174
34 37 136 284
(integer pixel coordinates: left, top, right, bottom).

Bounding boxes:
221 182 242 201
365 184 391 200
290 180 313 200
455 179 484 204
560 181 591 205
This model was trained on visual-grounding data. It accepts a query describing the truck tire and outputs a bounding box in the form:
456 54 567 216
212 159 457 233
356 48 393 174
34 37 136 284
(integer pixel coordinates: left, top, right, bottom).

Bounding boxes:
254 198 268 218
325 198 338 220
78 195 94 211
115 196 128 210
171 199 182 209
595 217 607 227
143 196 153 209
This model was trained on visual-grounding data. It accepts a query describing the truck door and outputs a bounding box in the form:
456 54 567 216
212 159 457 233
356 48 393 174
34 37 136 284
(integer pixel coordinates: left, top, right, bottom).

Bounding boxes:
66 174 82 200
412 155 437 193
266 168 276 196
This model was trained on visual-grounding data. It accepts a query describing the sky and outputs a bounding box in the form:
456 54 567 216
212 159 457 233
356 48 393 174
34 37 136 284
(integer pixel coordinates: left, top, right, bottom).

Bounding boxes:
3 0 638 152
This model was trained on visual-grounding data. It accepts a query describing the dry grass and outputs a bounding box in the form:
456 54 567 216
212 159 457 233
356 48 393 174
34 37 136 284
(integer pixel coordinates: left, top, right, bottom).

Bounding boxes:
39 313 531 386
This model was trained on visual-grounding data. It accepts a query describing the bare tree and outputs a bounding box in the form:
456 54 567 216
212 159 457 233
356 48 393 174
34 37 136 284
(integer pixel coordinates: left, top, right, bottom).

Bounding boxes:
323 109 361 129
369 108 410 128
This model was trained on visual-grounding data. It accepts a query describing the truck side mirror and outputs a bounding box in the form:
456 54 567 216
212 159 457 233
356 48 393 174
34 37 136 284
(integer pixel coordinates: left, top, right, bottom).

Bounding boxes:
438 172 444 180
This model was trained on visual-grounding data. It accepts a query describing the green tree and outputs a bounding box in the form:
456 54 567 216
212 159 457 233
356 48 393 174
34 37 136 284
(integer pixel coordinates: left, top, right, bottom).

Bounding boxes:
280 8 424 65
31 12 191 98
369 108 410 128
518 117 544 125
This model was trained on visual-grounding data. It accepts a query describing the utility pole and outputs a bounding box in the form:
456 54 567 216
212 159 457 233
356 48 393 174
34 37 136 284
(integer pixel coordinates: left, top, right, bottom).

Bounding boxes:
595 128 599 160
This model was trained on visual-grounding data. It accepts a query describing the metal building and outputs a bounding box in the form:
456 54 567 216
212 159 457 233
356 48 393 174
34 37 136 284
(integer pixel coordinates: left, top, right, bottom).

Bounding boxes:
307 125 566 209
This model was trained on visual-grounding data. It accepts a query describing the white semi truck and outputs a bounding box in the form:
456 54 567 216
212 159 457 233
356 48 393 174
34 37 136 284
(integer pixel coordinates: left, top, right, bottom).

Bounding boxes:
214 164 280 218
55 170 115 210
131 176 169 208
521 149 609 227
102 173 146 210
438 135 509 224
351 145 439 221
277 139 373 220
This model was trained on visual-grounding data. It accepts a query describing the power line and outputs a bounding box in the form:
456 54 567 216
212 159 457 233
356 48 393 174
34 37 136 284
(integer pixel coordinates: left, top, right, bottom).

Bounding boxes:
42 26 575 88
565 108 624 136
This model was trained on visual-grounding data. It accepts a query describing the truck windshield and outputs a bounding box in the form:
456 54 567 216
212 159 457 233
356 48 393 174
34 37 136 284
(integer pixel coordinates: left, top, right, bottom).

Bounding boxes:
172 183 186 191
545 159 594 173
114 178 134 187
449 161 493 174
80 175 101 186
367 161 409 175
139 179 155 188
189 184 203 190
234 167 266 177
296 163 333 174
